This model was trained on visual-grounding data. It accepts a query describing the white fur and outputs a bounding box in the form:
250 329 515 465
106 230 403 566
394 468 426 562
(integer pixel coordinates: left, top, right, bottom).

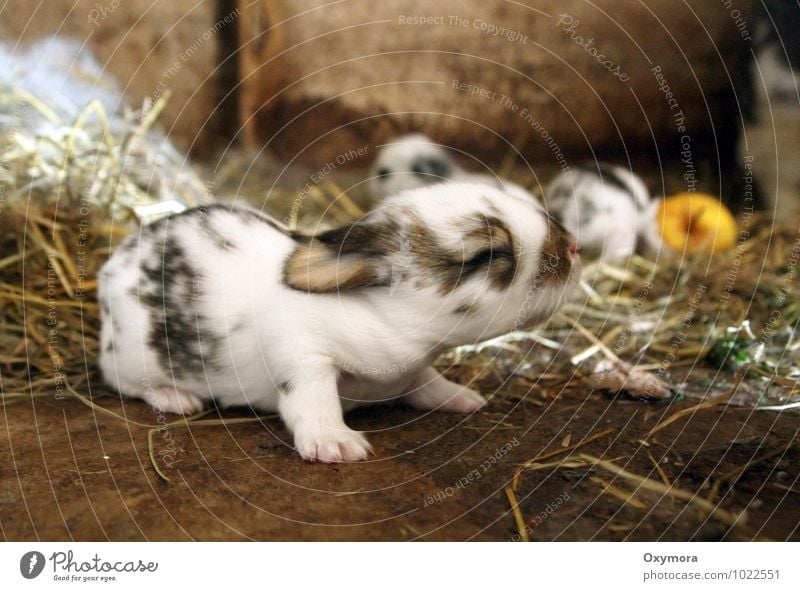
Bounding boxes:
370 133 535 201
545 164 651 263
754 44 800 105
99 184 579 462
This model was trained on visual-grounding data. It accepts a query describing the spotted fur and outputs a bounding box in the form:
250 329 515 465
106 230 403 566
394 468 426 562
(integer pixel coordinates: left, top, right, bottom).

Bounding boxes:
98 184 580 463
545 163 651 262
370 133 535 202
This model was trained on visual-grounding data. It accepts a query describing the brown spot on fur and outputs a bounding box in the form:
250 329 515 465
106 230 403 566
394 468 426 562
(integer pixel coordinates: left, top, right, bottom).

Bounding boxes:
454 301 479 314
314 219 400 255
407 222 460 293
282 220 399 293
536 214 574 285
464 215 517 289
283 241 380 292
408 213 517 294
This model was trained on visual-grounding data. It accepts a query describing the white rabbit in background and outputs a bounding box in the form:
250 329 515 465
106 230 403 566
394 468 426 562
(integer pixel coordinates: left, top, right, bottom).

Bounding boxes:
99 183 581 462
545 163 652 263
370 133 535 202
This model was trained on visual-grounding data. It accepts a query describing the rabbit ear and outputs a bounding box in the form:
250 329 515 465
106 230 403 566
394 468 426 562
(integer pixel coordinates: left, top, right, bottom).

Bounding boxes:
282 222 398 293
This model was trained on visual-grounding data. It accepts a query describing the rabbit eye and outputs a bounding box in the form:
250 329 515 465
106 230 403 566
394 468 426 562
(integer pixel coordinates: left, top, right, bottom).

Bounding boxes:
377 167 391 179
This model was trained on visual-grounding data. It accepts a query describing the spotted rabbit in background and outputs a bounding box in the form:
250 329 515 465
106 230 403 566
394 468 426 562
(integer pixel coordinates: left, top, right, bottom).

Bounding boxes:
370 133 535 202
545 163 653 263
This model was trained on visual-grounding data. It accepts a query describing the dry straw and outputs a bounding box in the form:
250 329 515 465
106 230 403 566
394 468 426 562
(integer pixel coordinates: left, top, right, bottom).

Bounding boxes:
0 86 208 405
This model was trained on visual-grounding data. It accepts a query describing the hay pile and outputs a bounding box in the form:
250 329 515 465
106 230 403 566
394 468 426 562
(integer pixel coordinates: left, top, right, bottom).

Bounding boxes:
0 77 208 404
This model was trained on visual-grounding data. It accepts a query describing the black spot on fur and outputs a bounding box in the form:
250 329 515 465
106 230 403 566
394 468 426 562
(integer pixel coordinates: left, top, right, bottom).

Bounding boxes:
139 231 223 379
410 156 452 181
313 219 401 257
222 204 292 236
549 184 573 203
575 193 598 226
144 203 290 239
578 163 635 201
454 301 478 314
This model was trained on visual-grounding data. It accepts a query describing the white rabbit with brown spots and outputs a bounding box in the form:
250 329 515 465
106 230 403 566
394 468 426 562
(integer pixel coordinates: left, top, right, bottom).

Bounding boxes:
98 183 580 463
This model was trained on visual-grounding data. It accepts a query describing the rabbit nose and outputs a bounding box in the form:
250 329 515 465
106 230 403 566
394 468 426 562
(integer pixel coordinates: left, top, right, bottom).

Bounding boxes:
568 242 581 258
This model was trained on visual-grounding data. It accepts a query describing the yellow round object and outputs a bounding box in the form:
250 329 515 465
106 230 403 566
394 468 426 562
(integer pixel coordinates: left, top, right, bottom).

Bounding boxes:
657 193 738 253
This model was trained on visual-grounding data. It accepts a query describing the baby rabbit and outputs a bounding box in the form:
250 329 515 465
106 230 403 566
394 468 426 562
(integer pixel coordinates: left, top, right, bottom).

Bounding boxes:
545 164 651 263
99 183 580 462
370 133 534 202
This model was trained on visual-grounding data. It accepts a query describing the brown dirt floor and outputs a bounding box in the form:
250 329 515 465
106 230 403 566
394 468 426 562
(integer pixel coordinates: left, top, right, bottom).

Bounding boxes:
2 376 798 541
